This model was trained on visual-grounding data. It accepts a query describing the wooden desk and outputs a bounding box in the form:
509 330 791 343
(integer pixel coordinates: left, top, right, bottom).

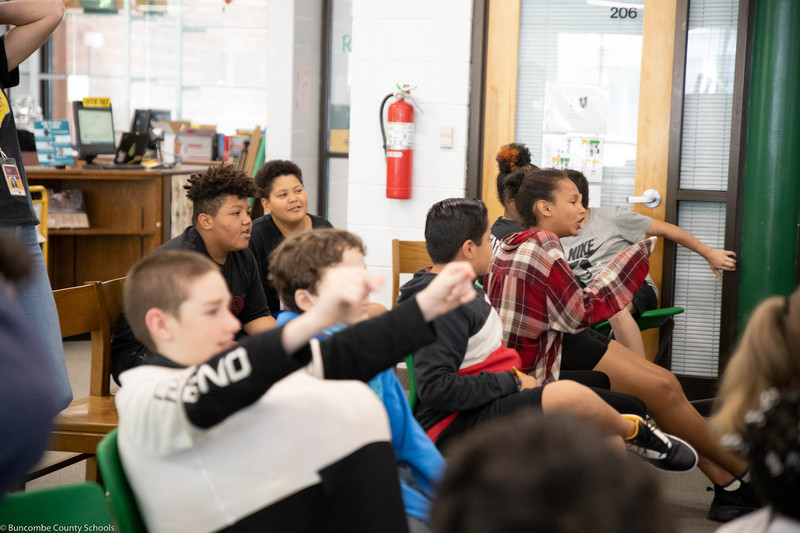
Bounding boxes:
27 166 197 289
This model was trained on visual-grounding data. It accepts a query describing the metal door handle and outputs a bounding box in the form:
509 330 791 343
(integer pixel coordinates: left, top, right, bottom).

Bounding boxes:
627 189 661 208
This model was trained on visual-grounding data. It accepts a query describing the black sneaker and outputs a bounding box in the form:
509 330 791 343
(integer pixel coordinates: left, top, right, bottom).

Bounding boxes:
707 481 761 522
623 414 698 472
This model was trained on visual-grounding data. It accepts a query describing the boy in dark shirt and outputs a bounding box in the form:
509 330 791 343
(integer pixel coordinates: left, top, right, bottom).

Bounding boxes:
111 165 276 382
115 249 476 532
249 159 332 314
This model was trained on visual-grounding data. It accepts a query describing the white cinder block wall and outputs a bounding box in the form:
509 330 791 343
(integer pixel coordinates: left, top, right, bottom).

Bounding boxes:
348 0 473 308
266 0 322 208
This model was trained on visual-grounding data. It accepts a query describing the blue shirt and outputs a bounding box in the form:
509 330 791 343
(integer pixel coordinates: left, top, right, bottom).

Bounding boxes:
276 312 445 523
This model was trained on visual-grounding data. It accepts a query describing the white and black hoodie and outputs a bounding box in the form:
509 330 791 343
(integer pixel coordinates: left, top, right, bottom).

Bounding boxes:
116 299 436 533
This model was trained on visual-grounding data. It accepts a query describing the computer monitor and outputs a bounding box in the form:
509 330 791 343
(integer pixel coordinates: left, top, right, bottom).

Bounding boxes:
73 101 116 164
130 108 172 149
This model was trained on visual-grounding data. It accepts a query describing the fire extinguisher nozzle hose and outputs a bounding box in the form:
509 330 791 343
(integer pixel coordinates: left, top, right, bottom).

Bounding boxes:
379 93 394 156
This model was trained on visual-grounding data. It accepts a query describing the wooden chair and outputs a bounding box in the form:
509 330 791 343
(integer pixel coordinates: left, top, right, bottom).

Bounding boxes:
35 277 126 483
391 239 431 308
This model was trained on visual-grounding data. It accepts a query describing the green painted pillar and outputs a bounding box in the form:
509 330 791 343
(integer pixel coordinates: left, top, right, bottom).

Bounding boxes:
738 0 800 332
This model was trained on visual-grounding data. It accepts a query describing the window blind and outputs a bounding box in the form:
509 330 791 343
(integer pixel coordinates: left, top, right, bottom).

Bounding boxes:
670 202 727 377
679 0 738 191
516 0 643 206
670 0 739 377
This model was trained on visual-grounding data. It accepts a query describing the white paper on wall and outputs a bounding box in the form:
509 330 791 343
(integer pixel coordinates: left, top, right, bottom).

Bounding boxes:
543 82 609 134
588 184 602 208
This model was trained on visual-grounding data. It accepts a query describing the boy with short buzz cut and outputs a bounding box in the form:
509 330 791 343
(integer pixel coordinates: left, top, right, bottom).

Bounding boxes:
111 164 276 383
397 198 698 473
116 249 477 533
269 228 445 532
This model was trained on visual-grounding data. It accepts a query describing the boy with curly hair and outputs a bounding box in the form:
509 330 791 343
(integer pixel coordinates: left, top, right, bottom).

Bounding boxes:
249 159 332 314
111 165 276 382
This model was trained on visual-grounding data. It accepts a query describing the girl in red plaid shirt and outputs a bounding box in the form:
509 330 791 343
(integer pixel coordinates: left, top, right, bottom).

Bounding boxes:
485 166 758 522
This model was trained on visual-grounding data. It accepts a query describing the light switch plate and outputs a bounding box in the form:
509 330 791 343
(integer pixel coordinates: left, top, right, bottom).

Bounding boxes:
439 125 454 149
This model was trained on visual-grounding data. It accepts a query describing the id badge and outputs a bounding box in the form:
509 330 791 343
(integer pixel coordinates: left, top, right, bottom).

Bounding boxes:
2 158 26 197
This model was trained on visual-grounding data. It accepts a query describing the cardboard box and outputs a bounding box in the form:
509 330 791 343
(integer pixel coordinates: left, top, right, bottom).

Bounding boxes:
153 121 217 163
178 125 217 162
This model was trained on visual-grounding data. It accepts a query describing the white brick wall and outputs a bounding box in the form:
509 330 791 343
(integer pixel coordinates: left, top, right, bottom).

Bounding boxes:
348 0 473 307
265 0 322 208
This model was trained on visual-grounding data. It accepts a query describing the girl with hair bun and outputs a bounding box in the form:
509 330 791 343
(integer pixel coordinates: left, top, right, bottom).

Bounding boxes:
489 143 535 253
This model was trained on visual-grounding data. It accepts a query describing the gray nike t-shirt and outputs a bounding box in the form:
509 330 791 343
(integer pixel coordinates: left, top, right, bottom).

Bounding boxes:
560 206 657 294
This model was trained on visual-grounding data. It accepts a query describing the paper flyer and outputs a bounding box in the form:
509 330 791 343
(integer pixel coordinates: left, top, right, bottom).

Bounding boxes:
34 120 74 166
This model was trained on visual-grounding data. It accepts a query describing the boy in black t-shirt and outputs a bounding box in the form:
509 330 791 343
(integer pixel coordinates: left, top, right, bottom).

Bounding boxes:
249 159 332 314
111 165 276 383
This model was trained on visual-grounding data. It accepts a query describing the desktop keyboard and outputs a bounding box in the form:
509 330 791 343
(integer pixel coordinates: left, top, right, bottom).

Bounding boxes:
84 163 145 170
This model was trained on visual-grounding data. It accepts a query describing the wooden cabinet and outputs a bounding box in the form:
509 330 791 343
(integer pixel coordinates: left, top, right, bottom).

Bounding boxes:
27 167 197 289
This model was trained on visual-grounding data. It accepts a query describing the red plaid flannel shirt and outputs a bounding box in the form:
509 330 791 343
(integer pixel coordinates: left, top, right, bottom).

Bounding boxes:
485 229 655 383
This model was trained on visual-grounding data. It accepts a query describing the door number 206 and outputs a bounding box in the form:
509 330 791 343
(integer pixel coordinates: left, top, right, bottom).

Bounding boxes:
610 7 638 19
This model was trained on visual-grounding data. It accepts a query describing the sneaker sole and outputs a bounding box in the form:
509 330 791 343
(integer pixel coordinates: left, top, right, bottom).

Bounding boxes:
707 505 758 523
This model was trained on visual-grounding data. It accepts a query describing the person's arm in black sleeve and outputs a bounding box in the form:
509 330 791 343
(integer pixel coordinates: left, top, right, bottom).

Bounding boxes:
183 301 431 429
415 307 517 412
295 297 437 382
183 262 475 429
182 327 300 429
111 312 154 385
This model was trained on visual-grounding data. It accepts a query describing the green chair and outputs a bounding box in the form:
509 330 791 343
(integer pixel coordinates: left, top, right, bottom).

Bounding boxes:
96 429 148 533
0 482 114 527
404 354 419 411
594 306 684 367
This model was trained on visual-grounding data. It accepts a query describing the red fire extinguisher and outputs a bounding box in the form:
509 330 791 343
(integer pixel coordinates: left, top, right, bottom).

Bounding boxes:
380 85 415 199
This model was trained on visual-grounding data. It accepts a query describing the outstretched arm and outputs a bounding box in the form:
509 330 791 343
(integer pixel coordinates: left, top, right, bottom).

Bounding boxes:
281 262 476 355
648 218 736 280
0 0 65 72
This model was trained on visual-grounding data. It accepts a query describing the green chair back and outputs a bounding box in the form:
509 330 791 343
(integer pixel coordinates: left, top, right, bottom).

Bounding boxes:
593 306 684 337
0 482 113 527
96 429 148 533
404 354 418 411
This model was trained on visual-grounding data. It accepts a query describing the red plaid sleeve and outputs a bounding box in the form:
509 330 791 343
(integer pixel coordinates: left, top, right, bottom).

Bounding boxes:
545 233 655 333
487 231 655 383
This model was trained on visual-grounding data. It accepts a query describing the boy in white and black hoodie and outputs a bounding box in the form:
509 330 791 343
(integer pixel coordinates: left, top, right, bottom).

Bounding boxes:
398 198 698 475
115 249 477 533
